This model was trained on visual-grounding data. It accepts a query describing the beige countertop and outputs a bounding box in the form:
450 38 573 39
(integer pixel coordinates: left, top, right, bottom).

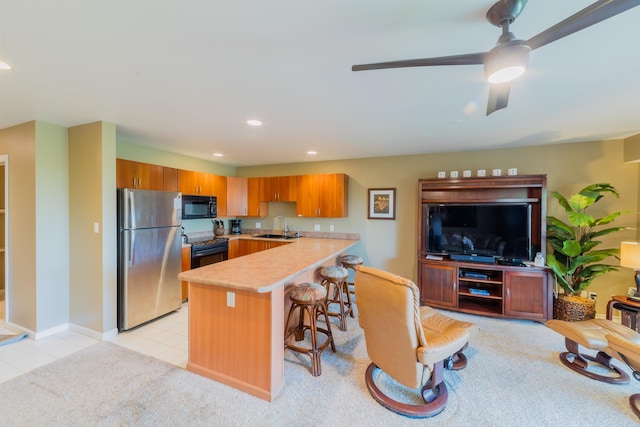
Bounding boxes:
178 236 359 293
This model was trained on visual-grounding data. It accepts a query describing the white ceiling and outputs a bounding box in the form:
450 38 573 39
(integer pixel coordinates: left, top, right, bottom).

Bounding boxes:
0 0 639 166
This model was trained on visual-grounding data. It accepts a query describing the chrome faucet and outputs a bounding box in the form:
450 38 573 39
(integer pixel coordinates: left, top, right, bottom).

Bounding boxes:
273 216 287 237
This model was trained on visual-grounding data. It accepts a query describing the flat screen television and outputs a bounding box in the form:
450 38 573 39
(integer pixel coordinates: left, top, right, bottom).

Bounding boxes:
424 203 533 262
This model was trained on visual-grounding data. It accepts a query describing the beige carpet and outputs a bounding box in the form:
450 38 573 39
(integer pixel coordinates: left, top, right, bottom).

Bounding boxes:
0 311 638 426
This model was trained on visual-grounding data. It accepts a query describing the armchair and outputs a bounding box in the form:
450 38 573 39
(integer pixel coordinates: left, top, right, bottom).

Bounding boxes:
354 265 476 418
605 333 640 418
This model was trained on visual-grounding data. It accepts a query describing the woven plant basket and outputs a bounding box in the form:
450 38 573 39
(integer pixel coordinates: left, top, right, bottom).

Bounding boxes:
553 295 596 321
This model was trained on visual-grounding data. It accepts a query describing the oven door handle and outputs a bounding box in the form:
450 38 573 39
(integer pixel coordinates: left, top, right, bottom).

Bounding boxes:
192 246 228 258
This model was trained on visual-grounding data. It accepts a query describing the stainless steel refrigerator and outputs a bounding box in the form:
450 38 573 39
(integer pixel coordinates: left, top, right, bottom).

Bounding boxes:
117 188 183 331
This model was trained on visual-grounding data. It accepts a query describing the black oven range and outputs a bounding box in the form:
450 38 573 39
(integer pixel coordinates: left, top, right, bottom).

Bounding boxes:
190 237 229 269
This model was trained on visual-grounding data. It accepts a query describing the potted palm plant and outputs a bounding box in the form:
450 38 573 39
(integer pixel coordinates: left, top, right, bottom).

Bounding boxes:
547 183 626 321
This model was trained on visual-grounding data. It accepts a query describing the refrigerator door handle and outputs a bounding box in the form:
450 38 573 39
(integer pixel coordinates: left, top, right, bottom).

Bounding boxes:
128 190 136 230
128 230 135 267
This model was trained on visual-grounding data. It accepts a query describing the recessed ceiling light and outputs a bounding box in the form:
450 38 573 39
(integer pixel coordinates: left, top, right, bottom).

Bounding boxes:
213 153 224 157
246 119 262 126
0 60 12 70
307 151 317 155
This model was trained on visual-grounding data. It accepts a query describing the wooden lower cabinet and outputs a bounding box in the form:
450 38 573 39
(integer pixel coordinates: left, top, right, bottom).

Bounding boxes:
419 262 457 309
229 239 290 259
228 239 240 259
181 246 191 301
418 260 551 322
504 270 549 321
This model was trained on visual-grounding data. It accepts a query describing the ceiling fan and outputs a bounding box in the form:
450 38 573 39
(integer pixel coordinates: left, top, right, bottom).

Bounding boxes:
352 0 640 115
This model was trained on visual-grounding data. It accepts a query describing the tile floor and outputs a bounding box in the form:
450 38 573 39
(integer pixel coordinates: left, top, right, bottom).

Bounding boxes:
0 300 189 384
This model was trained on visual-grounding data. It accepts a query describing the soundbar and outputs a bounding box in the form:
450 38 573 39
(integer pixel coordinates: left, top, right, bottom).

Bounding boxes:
450 253 497 264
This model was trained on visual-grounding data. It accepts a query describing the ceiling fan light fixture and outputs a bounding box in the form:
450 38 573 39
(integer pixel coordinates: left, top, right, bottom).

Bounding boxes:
484 42 530 84
488 65 526 84
0 60 11 70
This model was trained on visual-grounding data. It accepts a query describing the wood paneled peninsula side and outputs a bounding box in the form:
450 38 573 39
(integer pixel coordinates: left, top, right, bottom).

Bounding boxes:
178 236 359 402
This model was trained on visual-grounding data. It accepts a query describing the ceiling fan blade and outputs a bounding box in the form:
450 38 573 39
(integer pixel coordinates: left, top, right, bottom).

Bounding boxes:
352 52 486 71
526 0 640 50
486 82 511 116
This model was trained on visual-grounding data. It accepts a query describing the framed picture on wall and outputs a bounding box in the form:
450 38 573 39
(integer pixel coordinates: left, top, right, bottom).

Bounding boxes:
368 188 396 220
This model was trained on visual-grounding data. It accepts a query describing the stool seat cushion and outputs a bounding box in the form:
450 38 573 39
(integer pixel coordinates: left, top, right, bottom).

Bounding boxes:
341 255 363 266
290 283 326 302
547 318 640 351
321 266 348 280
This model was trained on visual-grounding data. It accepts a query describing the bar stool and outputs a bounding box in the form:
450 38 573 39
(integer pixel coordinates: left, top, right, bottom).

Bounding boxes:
341 254 363 297
320 266 352 331
284 282 336 376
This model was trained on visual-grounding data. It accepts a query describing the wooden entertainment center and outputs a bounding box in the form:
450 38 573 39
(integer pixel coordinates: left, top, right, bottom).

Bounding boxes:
418 175 552 322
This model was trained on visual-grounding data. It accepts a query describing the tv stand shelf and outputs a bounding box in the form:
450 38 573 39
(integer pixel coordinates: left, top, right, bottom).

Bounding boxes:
417 175 551 322
419 259 551 321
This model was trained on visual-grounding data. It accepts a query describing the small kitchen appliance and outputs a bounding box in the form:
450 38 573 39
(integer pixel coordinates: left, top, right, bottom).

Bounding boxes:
181 195 217 219
230 219 242 235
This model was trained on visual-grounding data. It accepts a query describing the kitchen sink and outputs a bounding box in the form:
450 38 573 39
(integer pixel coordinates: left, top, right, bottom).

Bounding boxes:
255 234 299 239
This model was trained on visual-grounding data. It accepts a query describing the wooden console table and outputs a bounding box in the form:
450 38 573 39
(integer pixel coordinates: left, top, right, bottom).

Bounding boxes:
606 295 640 332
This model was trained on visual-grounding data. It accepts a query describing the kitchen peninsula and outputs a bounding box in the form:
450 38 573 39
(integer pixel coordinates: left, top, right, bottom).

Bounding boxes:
178 235 359 401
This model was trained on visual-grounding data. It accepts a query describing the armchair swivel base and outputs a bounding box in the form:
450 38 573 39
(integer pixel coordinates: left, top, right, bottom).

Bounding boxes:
546 319 636 384
365 360 449 418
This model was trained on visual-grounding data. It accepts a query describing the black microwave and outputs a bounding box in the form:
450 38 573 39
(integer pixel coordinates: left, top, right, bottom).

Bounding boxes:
182 195 217 219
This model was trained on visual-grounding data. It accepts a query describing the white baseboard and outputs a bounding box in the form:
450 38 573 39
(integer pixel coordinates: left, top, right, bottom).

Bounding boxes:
4 321 119 342
34 323 70 340
69 323 118 341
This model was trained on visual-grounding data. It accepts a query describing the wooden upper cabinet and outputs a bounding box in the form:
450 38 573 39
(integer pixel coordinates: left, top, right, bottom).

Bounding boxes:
247 177 268 217
163 167 178 192
211 174 227 217
117 160 349 219
227 177 248 216
262 176 297 202
178 170 213 195
296 173 349 218
116 159 164 191
317 173 348 218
